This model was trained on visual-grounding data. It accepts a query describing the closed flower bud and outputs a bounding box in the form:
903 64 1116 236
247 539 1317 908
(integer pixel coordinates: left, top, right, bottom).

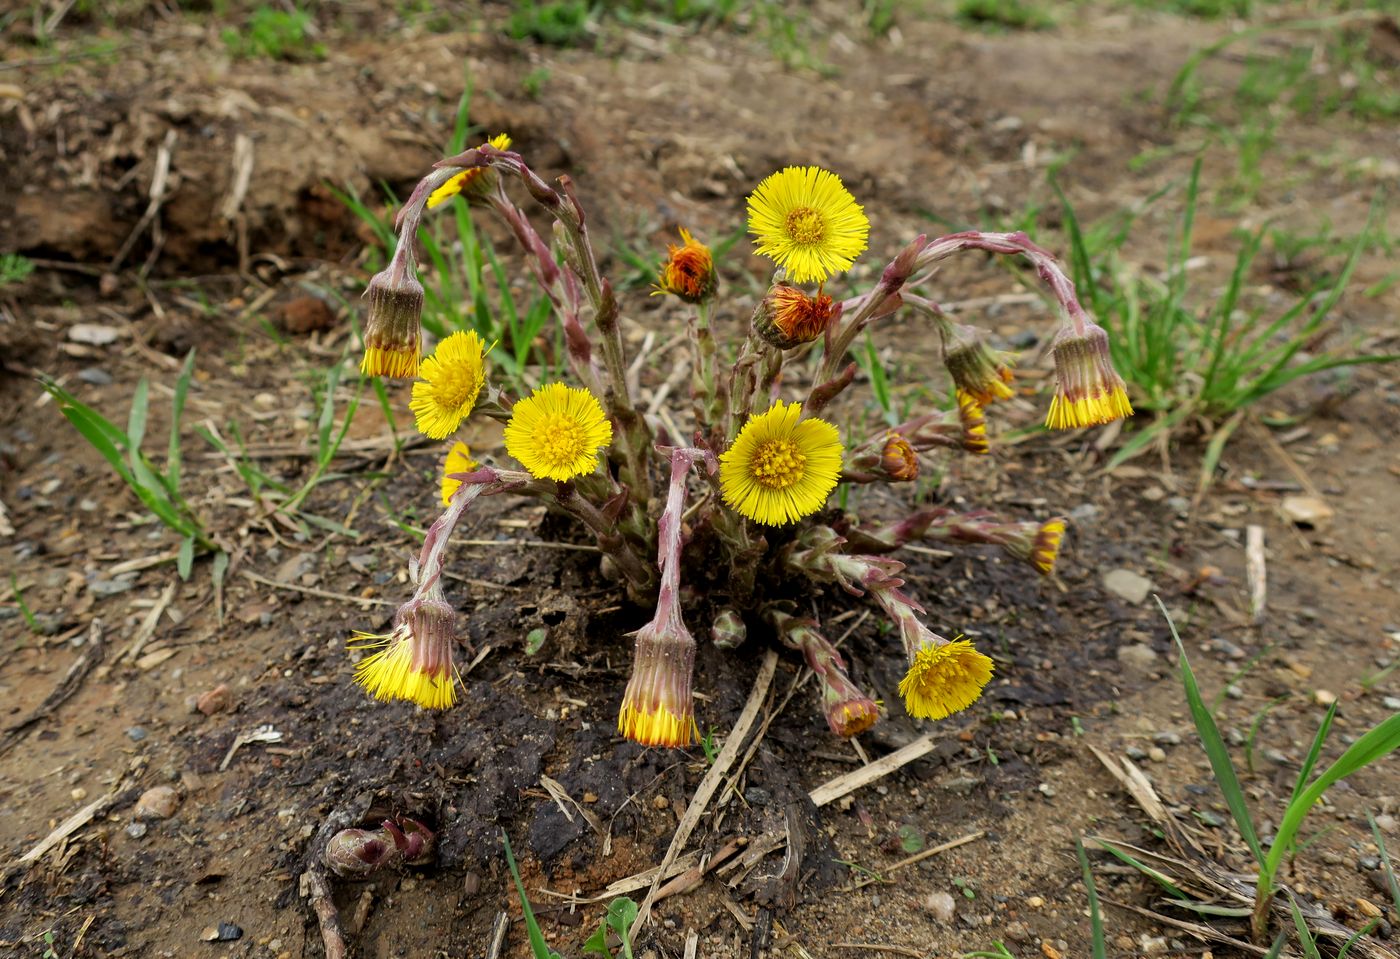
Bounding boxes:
956 390 990 455
652 228 717 304
880 434 919 482
360 260 425 379
618 613 698 748
711 608 747 649
753 282 836 350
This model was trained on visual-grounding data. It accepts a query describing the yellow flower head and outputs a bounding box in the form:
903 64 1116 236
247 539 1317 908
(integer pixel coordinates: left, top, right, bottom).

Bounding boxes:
350 599 458 710
360 265 425 379
411 330 488 440
720 400 843 526
427 133 512 208
1045 320 1134 430
827 695 880 738
754 283 836 350
652 228 716 303
504 382 613 481
956 389 990 456
440 440 479 506
618 618 698 748
747 166 869 284
942 323 1016 406
898 636 994 721
1031 518 1066 575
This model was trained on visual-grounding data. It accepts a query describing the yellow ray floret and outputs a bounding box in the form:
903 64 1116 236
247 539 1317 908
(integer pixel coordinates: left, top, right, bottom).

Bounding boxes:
720 400 843 526
1045 387 1134 430
427 133 512 208
618 702 698 748
898 637 994 721
411 330 487 440
349 626 458 710
440 440 479 506
1031 518 1066 575
747 166 869 284
504 382 613 481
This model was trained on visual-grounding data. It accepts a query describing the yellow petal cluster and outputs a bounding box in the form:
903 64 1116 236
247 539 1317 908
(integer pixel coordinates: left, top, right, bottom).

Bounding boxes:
898 637 994 720
440 440 478 506
504 382 613 481
411 330 488 440
747 166 869 284
350 625 457 710
719 400 843 526
427 133 512 208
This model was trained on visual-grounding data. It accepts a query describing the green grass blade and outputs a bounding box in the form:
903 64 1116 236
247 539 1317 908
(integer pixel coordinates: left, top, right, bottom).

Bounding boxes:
1338 920 1379 959
177 534 195 581
1265 713 1400 884
1076 841 1107 959
1368 812 1400 917
1262 931 1288 959
1089 838 1186 898
1288 894 1323 959
168 348 196 489
502 831 561 959
1158 597 1265 866
1288 701 1337 811
127 378 150 452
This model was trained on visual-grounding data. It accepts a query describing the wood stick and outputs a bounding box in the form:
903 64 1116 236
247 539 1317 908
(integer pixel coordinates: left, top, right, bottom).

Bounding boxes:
807 734 937 807
1245 524 1266 624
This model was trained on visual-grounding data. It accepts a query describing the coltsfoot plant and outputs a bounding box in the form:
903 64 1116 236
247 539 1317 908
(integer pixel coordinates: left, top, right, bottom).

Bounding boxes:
347 137 1133 746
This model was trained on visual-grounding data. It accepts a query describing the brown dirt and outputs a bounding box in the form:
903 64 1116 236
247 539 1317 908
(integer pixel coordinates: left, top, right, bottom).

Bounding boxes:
2 3 1399 958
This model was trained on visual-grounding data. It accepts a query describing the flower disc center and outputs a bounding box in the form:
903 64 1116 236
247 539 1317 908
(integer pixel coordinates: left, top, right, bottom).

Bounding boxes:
434 364 480 411
751 438 807 490
784 207 825 245
537 413 588 469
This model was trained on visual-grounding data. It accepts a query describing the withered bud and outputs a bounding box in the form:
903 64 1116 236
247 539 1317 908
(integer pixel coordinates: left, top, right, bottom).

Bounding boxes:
653 228 717 304
360 260 425 379
880 434 919 482
710 608 746 650
753 282 836 350
325 827 397 878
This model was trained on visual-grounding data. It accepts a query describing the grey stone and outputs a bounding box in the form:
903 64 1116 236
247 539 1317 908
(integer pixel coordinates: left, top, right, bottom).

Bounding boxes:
125 822 148 839
126 726 148 742
77 367 114 385
1103 568 1153 604
1117 643 1159 672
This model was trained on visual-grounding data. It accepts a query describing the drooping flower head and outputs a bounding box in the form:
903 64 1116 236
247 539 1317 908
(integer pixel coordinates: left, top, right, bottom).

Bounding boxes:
880 433 919 482
1030 518 1066 575
427 133 512 208
747 166 870 284
360 259 425 379
956 389 990 455
941 322 1016 406
504 382 613 481
720 400 843 526
618 615 698 748
898 634 995 721
652 228 717 304
824 688 880 738
350 592 458 710
440 440 478 506
754 283 836 349
411 331 487 440
1045 319 1134 429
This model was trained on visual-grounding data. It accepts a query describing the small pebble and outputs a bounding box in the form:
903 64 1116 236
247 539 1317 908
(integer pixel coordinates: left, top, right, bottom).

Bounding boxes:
71 787 87 801
652 795 669 810
924 891 956 922
126 726 148 742
1211 638 1246 659
1358 899 1383 918
1359 855 1381 871
1153 731 1182 746
1265 749 1289 765
1141 936 1168 954
1125 745 1148 761
135 785 180 820
1147 746 1167 762
1314 689 1337 706
1226 685 1245 700
1026 895 1045 908
1038 783 1056 798
1383 697 1400 711
125 822 148 839
77 367 114 386
199 923 243 942
197 684 234 716
1375 814 1397 835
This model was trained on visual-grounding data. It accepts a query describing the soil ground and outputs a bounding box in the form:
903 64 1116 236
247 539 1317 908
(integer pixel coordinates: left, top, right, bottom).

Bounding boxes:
2 2 1399 958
